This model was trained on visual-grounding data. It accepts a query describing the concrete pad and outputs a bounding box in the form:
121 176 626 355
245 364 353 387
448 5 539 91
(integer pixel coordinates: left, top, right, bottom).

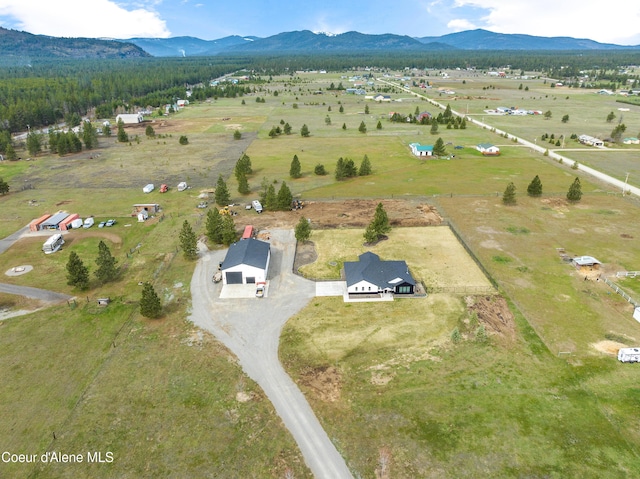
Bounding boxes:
220 283 267 299
315 281 345 297
5 265 33 277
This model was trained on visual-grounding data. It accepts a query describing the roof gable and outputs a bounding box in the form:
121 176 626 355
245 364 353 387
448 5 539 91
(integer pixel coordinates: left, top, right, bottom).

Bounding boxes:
344 252 415 288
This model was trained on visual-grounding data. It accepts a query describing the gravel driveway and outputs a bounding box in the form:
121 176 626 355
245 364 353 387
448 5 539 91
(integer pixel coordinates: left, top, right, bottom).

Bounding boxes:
189 229 353 479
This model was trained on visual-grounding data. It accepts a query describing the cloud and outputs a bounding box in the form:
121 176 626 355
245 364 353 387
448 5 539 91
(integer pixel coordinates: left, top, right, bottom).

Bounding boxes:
447 18 477 31
0 0 170 38
452 0 640 45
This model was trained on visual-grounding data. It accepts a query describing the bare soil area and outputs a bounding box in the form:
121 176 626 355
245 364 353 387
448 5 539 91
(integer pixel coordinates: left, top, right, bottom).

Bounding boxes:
299 365 342 403
467 295 516 343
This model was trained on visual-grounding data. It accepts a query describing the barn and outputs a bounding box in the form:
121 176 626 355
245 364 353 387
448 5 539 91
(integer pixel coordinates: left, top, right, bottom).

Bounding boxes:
116 113 143 124
476 143 501 155
38 212 70 230
572 256 601 272
221 238 270 285
409 142 434 157
344 252 415 297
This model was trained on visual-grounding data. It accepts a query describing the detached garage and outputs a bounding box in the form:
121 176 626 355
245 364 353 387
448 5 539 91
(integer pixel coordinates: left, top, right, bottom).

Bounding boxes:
221 238 270 285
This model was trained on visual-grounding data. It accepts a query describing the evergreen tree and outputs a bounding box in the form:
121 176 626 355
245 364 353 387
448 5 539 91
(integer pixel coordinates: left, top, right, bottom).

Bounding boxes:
314 164 326 175
0 177 9 195
294 216 311 242
527 175 543 197
66 251 89 290
358 121 367 133
103 124 111 137
363 223 379 244
117 119 128 143
433 137 446 156
276 182 293 210
342 123 347 130
376 120 382 130
145 124 156 138
233 129 242 140
430 122 439 135
460 118 467 129
503 182 517 205
566 177 583 203
300 124 310 137
344 158 357 177
283 122 292 135
215 174 231 206
339 105 344 113
95 240 118 284
140 282 162 319
179 220 198 260
359 155 372 176
335 157 346 180
443 104 453 119
237 171 250 194
5 144 16 160
265 184 277 211
179 135 189 145
235 153 252 180
365 105 370 114
290 154 302 178
325 115 331 126
205 208 223 244
82 122 98 149
371 202 391 236
415 106 420 116
221 215 237 246
26 131 42 156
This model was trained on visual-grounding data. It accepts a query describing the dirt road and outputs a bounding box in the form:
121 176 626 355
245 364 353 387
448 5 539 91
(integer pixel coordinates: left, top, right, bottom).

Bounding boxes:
189 230 353 479
0 283 72 302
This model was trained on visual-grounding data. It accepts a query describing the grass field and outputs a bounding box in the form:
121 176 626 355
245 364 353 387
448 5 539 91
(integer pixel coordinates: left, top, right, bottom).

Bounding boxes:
2 67 640 478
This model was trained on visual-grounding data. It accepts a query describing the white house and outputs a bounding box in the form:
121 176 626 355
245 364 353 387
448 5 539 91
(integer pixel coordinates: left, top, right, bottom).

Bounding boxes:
578 135 604 147
115 113 143 124
476 143 501 155
221 238 270 285
373 94 391 102
623 137 640 145
344 252 415 297
409 142 434 157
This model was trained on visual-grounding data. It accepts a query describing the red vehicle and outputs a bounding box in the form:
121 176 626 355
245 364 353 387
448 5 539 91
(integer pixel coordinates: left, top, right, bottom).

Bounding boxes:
159 184 169 193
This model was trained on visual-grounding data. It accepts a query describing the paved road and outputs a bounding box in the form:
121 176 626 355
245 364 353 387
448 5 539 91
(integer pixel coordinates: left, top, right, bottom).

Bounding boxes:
189 230 353 479
0 225 29 254
0 282 72 302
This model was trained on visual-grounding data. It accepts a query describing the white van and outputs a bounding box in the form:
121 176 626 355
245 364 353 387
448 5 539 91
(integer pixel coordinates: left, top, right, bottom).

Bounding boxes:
83 217 94 228
252 200 263 213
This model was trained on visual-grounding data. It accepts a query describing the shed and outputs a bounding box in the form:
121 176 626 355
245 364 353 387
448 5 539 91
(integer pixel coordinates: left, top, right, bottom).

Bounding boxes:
132 204 160 216
409 142 434 157
572 256 601 271
39 212 70 230
221 238 270 285
58 213 80 231
344 252 415 296
116 113 143 124
30 214 52 232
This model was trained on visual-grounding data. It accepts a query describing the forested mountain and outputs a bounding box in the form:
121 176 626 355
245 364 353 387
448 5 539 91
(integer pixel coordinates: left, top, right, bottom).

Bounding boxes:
417 29 640 50
121 35 258 57
0 27 150 59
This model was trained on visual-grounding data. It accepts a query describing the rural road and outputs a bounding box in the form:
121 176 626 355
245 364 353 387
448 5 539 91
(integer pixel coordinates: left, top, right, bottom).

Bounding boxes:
189 230 353 479
0 282 72 302
377 78 640 198
0 225 29 254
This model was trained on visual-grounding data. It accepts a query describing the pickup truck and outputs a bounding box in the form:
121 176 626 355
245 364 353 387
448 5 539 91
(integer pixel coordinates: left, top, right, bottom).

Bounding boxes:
255 284 265 298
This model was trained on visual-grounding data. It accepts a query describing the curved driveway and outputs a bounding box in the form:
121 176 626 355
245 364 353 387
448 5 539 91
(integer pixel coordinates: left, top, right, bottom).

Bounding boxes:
189 230 353 479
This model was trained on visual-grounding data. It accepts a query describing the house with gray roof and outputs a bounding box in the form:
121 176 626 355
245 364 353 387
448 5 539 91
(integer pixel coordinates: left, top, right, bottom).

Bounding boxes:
344 252 415 297
221 238 270 285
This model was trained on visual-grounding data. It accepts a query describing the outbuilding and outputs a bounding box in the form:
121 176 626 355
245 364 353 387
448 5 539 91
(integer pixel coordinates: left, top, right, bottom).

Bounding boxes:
221 238 270 285
38 212 70 230
30 214 52 232
58 213 80 231
476 143 501 155
409 142 434 157
116 113 143 124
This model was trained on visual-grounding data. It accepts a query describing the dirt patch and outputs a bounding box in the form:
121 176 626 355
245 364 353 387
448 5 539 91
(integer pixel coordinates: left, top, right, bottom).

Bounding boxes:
468 295 516 342
591 340 626 356
247 199 442 232
540 197 570 214
370 371 394 385
299 365 342 402
293 240 317 273
66 230 123 245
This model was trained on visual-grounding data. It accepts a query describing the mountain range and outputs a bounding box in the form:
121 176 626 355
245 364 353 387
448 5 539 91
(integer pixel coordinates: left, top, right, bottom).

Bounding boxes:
1 27 639 60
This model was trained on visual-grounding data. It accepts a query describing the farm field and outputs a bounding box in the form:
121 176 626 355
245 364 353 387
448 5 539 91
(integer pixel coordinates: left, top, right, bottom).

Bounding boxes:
1 67 640 478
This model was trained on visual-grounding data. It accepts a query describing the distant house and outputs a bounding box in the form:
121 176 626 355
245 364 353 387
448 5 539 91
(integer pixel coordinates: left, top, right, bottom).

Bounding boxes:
597 89 614 95
409 142 434 157
578 135 604 147
176 99 189 107
623 137 640 145
476 143 501 155
345 88 366 95
115 113 143 124
344 252 415 296
417 111 432 122
221 238 270 285
373 94 391 102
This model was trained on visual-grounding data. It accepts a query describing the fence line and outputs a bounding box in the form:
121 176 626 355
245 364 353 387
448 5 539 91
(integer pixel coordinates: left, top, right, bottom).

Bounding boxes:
602 277 640 308
616 271 640 278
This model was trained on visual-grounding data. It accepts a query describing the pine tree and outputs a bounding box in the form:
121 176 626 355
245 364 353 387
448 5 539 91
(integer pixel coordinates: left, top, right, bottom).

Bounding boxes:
145 124 156 138
117 119 128 143
233 130 241 140
371 202 391 236
5 143 16 160
376 120 382 130
342 123 347 130
314 164 326 175
265 184 277 210
0 177 9 195
300 124 310 137
359 155 372 176
566 177 583 203
295 216 311 242
358 121 367 133
335 157 346 180
339 105 344 113
363 223 379 244
344 159 357 178
503 182 517 205
95 240 118 284
283 122 292 135
237 171 250 194
221 215 237 246
430 122 439 135
205 208 223 244
140 282 162 319
26 131 42 156
215 174 231 206
66 251 89 290
180 220 198 260
527 175 543 197
235 153 252 179
277 182 293 210
290 154 302 178
81 122 98 150
433 137 446 156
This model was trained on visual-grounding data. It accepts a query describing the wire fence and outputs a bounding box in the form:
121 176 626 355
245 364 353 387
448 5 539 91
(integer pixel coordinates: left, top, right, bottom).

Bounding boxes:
602 277 640 308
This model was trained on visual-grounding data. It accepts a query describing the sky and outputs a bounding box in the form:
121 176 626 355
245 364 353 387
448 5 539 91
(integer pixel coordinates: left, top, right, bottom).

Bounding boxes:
0 0 639 46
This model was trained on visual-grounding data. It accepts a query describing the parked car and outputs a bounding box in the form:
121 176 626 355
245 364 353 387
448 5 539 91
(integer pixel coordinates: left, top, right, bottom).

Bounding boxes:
256 284 265 298
105 219 116 227
98 221 106 228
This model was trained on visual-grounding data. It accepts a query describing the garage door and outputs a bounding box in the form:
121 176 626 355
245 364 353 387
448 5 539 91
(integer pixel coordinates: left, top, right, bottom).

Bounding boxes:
245 277 255 284
225 272 243 284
